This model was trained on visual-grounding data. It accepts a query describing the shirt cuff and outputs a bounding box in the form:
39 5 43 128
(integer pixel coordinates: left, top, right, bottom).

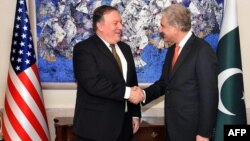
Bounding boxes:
124 86 131 99
142 90 146 103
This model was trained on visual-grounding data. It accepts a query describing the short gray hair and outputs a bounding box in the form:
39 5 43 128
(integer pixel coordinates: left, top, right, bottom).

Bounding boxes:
162 4 191 32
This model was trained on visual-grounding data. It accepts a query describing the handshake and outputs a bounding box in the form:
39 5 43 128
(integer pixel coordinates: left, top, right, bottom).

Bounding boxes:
128 86 145 104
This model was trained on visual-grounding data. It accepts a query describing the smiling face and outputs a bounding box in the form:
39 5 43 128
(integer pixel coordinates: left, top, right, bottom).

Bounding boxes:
159 16 178 44
96 10 123 44
159 4 191 45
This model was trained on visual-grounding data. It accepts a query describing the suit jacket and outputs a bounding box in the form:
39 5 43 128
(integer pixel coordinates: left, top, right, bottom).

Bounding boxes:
145 34 218 141
73 34 141 141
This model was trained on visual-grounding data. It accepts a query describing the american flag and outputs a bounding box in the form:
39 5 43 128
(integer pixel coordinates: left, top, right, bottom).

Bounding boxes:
2 0 50 140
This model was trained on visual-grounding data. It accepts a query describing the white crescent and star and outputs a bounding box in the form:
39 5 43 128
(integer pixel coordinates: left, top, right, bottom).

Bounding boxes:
218 68 243 116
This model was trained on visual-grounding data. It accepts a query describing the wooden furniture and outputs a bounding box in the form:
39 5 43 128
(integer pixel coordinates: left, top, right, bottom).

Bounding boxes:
54 117 165 141
54 117 75 141
132 117 165 141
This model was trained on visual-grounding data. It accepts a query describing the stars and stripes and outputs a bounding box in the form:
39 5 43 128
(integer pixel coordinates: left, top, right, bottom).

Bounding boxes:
2 0 50 140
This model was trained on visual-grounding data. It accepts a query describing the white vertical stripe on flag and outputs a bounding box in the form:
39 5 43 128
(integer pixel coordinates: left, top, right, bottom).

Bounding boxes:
219 0 238 40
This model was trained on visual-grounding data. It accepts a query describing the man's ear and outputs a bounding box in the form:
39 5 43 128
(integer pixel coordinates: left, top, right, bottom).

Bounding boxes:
172 24 180 35
96 22 103 31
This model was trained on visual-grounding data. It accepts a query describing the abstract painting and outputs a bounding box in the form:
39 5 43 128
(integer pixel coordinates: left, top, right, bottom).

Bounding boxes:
36 0 224 87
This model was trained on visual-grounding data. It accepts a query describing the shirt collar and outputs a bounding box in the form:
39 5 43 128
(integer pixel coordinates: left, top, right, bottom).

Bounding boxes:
97 34 115 51
178 30 192 48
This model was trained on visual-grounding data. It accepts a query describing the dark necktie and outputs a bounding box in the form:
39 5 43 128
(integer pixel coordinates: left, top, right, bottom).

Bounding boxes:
171 44 180 70
110 44 123 73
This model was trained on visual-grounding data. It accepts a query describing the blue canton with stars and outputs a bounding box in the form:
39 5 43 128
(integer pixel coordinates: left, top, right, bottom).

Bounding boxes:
11 0 36 74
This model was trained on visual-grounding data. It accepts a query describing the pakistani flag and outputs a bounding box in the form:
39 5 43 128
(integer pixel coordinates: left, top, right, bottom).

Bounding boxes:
214 0 247 141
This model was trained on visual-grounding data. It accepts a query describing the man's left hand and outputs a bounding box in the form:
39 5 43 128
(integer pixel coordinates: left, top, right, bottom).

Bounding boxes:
132 118 140 134
196 135 209 141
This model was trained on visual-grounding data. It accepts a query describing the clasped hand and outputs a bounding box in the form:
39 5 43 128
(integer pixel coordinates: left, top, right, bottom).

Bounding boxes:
128 86 145 104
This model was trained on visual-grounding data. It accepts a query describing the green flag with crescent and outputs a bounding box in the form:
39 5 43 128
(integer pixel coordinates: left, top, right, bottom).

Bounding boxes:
213 0 247 141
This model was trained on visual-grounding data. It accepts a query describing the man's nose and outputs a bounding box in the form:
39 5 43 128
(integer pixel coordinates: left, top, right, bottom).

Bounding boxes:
118 22 123 30
159 27 162 33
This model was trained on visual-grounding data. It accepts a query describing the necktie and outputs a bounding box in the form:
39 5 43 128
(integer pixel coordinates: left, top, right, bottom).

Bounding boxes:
171 44 180 70
110 44 123 73
110 44 126 111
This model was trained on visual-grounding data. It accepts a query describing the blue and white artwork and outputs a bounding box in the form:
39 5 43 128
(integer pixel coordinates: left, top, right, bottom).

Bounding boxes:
36 0 224 83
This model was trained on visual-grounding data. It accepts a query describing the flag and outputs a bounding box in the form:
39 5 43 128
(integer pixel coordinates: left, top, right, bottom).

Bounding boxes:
2 0 50 140
214 0 247 140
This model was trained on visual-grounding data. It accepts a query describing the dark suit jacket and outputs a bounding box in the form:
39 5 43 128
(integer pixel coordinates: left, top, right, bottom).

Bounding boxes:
73 34 141 141
144 34 218 141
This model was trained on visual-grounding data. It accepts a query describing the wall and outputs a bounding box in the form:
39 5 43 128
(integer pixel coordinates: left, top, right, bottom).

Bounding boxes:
1 0 250 140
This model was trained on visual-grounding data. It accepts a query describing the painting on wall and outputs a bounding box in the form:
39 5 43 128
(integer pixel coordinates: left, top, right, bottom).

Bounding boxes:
36 0 224 88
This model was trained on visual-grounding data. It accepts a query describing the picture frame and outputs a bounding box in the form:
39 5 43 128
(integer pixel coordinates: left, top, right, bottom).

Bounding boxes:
36 0 223 89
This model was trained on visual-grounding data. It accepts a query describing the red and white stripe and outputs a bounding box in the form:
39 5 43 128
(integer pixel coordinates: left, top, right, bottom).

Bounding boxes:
3 64 50 141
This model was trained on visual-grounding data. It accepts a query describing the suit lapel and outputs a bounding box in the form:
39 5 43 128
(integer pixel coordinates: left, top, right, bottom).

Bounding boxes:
118 42 131 81
118 42 129 66
169 34 196 81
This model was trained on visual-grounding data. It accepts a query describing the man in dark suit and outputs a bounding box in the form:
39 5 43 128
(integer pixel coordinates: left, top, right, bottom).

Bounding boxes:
73 5 143 141
130 4 218 141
